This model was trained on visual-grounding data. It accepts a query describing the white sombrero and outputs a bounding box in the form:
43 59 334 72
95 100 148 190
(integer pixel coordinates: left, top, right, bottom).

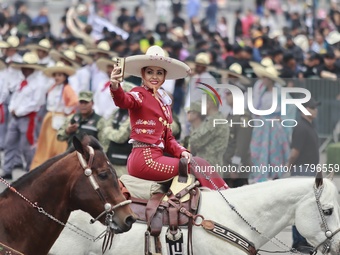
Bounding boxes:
10 52 45 70
293 35 309 52
0 36 20 49
125 45 191 80
96 56 119 73
252 64 285 86
50 49 81 68
25 39 51 52
88 41 117 56
225 63 251 85
326 31 340 45
43 61 76 77
73 44 93 64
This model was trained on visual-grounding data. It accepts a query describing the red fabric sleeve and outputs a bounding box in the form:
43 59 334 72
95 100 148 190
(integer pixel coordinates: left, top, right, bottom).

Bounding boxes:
110 85 142 109
164 128 189 158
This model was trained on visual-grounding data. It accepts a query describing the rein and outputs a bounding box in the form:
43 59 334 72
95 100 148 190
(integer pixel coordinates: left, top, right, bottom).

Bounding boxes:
309 185 340 255
189 159 312 255
0 146 131 253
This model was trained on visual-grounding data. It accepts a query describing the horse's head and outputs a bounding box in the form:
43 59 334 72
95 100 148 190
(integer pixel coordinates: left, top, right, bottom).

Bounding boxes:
69 135 136 233
295 172 340 255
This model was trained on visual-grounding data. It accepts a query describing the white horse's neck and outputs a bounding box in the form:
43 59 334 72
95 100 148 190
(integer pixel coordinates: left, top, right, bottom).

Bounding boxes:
199 178 316 248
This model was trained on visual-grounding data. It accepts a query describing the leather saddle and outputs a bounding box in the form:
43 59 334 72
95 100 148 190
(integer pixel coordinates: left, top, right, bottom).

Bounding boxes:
119 158 201 236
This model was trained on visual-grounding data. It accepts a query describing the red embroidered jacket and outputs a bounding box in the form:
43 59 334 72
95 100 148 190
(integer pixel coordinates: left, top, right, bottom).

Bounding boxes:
110 85 187 158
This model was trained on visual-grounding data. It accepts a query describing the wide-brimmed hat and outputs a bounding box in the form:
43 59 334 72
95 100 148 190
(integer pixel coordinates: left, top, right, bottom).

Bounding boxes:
125 45 191 80
10 52 45 70
225 63 251 85
96 56 119 73
293 35 309 52
326 31 340 45
25 39 52 52
43 61 76 77
73 44 93 64
88 41 117 56
50 49 80 68
0 36 20 49
195 52 210 66
249 58 281 77
252 64 285 86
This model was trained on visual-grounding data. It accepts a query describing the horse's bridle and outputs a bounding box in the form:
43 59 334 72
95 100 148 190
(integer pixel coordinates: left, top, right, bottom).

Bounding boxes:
76 146 131 225
310 185 340 255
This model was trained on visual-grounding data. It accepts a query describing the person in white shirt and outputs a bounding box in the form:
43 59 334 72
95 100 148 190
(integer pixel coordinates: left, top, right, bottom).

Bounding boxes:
0 35 24 168
1 52 46 179
50 49 81 95
88 41 116 92
93 56 119 119
25 38 55 138
0 60 9 150
73 44 92 93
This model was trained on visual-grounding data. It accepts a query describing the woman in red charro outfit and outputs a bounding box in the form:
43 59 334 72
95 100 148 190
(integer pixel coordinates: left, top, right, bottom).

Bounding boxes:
109 46 228 190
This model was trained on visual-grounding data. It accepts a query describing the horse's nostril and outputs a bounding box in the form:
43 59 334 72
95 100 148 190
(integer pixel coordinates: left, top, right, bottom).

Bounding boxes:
125 215 136 228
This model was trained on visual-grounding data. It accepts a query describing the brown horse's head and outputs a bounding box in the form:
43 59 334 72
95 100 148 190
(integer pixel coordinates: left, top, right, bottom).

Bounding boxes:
69 135 135 233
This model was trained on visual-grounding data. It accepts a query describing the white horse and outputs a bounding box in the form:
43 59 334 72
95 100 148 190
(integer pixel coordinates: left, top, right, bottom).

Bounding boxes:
50 175 340 255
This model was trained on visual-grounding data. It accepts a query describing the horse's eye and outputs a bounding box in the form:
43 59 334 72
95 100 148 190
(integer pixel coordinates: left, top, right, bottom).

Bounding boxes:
98 172 108 180
323 208 333 216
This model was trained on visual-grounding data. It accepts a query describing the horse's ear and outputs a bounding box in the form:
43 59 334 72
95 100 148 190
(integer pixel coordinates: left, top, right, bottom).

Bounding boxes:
315 171 323 188
326 171 335 181
73 136 84 155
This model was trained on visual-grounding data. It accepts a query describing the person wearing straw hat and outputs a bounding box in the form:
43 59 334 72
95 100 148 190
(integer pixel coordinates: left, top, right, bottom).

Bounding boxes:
25 38 56 139
73 44 92 92
184 52 218 110
0 36 23 91
88 40 117 92
30 61 79 170
94 56 121 119
110 45 228 190
1 52 46 179
248 62 294 183
49 49 81 95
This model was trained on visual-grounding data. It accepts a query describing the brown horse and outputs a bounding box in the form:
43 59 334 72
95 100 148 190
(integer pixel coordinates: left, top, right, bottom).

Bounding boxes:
0 135 135 255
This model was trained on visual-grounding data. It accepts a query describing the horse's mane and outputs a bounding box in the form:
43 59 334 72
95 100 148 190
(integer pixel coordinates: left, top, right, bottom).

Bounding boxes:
0 136 103 196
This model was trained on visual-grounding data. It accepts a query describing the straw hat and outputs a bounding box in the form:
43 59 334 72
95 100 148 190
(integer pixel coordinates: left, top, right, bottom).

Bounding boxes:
96 56 119 73
326 31 340 45
10 52 45 70
0 36 20 49
43 61 76 77
225 63 251 85
49 49 80 68
88 41 117 56
249 58 281 76
25 39 51 52
252 64 285 86
125 45 191 80
293 35 309 52
195 52 210 66
73 44 93 64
